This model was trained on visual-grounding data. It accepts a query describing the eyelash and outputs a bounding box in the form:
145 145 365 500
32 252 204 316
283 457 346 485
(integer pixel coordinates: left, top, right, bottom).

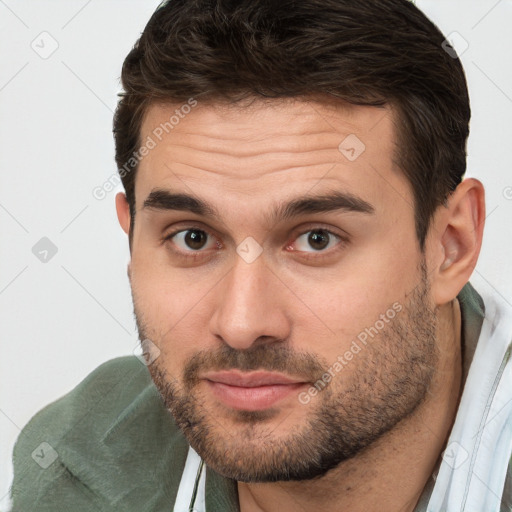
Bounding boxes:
162 225 348 261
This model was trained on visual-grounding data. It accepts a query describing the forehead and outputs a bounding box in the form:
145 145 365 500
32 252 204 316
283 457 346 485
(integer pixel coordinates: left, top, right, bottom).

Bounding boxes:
135 97 410 220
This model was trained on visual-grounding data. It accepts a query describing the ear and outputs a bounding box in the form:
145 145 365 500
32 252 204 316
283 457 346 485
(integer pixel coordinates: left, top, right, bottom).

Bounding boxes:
428 178 485 305
115 192 131 235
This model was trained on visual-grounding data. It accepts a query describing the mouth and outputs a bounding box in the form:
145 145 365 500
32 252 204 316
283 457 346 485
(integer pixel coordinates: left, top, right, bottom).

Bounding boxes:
202 370 309 411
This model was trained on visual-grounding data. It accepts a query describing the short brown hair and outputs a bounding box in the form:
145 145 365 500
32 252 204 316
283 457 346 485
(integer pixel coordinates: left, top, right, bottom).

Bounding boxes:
113 0 470 249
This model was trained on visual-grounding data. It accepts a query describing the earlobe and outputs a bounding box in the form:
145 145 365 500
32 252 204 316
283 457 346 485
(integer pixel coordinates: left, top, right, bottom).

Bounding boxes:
430 178 485 305
115 192 131 236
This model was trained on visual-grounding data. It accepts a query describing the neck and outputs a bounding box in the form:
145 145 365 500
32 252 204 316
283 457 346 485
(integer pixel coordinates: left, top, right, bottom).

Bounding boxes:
238 299 462 512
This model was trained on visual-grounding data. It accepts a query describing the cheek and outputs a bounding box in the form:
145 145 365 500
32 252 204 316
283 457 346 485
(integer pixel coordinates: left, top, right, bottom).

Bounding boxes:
131 240 208 317
130 256 209 370
284 239 419 356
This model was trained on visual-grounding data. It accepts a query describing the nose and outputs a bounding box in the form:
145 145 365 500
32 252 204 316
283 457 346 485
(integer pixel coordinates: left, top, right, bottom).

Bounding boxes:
209 253 292 350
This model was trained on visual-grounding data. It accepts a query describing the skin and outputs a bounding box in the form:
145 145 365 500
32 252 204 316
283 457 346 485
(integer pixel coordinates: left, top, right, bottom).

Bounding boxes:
115 97 485 512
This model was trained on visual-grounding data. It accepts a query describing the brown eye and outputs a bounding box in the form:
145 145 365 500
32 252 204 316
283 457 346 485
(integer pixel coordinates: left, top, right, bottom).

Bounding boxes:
294 229 340 252
307 230 331 250
184 229 208 250
166 228 216 252
288 226 348 263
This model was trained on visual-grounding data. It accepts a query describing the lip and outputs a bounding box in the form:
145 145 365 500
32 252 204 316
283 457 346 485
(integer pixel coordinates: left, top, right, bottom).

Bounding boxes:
202 370 308 411
203 370 304 387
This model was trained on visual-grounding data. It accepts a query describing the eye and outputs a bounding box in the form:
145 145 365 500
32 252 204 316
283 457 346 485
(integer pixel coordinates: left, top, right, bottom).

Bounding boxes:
293 229 343 253
165 228 218 252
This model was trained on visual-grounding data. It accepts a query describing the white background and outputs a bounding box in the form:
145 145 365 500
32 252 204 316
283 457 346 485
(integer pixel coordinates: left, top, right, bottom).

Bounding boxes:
1 0 511 508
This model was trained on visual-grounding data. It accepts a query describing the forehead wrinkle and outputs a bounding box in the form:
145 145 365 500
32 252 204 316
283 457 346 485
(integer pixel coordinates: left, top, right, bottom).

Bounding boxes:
151 146 345 182
153 130 344 161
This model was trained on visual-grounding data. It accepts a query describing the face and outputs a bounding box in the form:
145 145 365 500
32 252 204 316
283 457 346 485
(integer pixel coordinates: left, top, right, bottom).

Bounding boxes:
127 97 439 482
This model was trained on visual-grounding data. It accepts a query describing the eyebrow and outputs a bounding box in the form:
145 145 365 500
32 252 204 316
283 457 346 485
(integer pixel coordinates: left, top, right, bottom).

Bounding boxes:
273 191 375 221
142 188 375 223
143 189 217 217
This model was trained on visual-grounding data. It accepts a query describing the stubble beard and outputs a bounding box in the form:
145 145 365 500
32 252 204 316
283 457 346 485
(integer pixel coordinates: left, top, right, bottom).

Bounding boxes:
134 267 438 482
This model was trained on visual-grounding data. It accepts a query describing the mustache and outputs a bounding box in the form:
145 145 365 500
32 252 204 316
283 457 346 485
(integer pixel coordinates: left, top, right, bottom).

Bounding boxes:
182 343 327 387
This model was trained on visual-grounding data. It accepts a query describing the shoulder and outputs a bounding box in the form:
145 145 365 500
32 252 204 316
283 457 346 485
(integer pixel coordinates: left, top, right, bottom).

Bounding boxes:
9 356 188 511
13 356 152 448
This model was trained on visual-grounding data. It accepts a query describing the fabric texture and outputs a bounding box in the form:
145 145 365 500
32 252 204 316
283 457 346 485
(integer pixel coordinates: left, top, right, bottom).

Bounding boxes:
425 285 512 511
8 282 511 511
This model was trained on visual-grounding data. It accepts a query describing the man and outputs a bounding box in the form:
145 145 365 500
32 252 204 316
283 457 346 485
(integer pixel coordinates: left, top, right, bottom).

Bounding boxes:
9 0 512 510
